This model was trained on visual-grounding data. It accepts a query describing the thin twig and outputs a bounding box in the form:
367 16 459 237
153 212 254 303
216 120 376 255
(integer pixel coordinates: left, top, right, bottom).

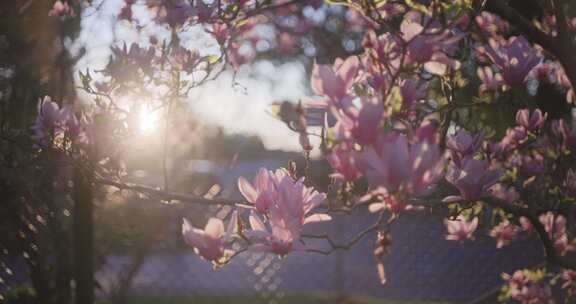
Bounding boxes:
94 177 238 206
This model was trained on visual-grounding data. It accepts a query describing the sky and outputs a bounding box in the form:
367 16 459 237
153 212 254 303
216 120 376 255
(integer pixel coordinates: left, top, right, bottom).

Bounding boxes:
74 0 316 153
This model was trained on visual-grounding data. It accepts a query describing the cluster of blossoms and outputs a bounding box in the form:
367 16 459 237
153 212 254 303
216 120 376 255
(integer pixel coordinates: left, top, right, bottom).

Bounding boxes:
32 94 133 167
501 269 554 304
474 12 575 101
182 168 330 263
32 96 88 149
36 0 576 301
49 0 76 19
441 108 576 255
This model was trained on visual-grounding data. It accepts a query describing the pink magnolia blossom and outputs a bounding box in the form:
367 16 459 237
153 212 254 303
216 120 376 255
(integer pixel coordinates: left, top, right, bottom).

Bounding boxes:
477 66 503 93
516 109 547 131
482 36 542 86
363 32 401 90
444 159 501 202
239 167 329 220
32 96 66 145
444 216 478 241
551 119 576 148
366 188 418 215
475 12 509 37
446 129 483 165
182 218 227 262
238 168 286 213
311 56 359 101
49 1 75 18
490 219 520 248
400 16 463 75
561 270 576 297
358 124 444 196
502 270 554 304
245 175 330 255
399 79 427 108
274 176 330 227
172 46 200 73
326 144 362 182
247 211 302 256
330 96 384 145
539 212 575 255
210 23 229 44
499 126 528 152
529 62 560 85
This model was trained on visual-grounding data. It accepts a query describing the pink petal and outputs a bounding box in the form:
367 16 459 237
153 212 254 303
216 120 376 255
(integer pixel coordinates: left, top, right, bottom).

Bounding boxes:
204 218 224 239
238 176 258 203
368 203 386 213
249 211 267 232
182 218 206 248
303 213 332 224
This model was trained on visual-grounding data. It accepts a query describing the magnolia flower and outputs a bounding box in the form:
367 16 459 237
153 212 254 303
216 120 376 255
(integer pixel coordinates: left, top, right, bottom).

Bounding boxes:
551 119 576 148
482 36 542 86
400 16 463 75
239 167 330 256
182 218 227 262
516 109 547 131
330 96 384 145
477 66 503 93
238 168 286 213
502 270 554 304
246 177 330 256
247 211 302 256
539 212 575 255
444 216 478 241
359 125 444 196
475 12 509 36
274 176 329 228
500 126 528 151
446 129 483 165
399 79 427 108
32 96 66 145
490 219 520 248
49 1 75 18
366 188 417 215
561 270 576 297
172 46 200 73
311 56 359 101
326 144 362 181
210 23 229 44
444 159 501 202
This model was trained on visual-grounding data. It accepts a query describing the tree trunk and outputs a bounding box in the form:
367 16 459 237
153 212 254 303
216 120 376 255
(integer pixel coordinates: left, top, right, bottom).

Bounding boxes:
73 168 94 304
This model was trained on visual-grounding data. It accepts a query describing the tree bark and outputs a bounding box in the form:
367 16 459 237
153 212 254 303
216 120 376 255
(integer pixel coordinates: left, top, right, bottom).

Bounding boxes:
73 167 94 304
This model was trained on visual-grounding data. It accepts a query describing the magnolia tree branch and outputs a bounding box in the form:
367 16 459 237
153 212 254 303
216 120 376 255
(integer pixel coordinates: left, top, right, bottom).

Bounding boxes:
94 177 238 206
414 195 576 270
483 0 558 53
481 197 576 270
302 212 387 255
483 0 576 90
